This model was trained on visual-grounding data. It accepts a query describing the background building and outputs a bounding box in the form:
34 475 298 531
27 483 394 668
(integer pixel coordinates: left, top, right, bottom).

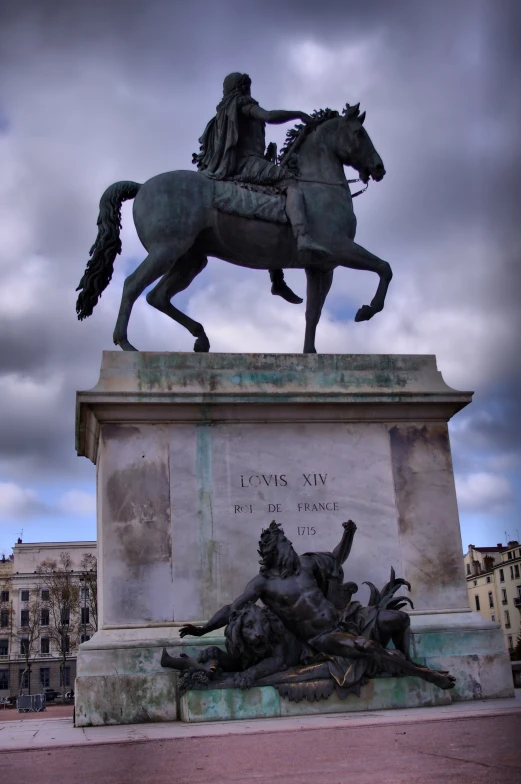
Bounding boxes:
464 540 521 654
0 540 97 699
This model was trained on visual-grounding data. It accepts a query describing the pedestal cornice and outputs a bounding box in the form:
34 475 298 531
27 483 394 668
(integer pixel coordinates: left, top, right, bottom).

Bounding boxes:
76 352 472 463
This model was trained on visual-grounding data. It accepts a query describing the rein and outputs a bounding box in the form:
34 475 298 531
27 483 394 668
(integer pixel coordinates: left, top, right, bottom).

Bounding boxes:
296 176 369 197
348 178 370 198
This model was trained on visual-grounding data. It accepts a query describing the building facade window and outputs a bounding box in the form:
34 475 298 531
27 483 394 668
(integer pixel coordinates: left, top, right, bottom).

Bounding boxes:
20 609 29 626
0 669 8 689
505 610 511 628
502 589 508 603
0 638 8 656
499 569 504 582
473 580 477 586
488 592 494 608
20 638 29 655
0 590 8 603
486 575 491 583
40 667 50 688
60 666 71 687
515 565 520 579
511 566 514 579
508 635 513 649
40 608 49 626
61 610 70 626
40 637 49 654
19 668 30 689
0 610 9 628
508 552 513 560
491 614 495 621
20 590 29 602
80 587 88 601
475 595 480 611
81 607 89 625
466 563 471 574
61 635 70 654
41 589 49 602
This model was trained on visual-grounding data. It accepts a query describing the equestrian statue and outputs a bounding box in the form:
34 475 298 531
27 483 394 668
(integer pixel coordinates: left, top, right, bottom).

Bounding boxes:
76 72 391 353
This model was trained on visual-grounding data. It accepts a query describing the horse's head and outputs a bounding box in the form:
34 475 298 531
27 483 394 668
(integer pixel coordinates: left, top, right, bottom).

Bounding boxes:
336 103 385 184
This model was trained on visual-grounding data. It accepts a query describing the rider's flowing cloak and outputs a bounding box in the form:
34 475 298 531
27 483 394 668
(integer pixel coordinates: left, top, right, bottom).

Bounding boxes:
195 91 257 180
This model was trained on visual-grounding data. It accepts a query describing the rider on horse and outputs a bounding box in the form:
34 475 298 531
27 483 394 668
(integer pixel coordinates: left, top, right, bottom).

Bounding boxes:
193 72 331 305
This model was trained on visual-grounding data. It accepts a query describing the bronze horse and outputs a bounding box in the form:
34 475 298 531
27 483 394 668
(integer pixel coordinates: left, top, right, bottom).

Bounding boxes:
76 104 391 353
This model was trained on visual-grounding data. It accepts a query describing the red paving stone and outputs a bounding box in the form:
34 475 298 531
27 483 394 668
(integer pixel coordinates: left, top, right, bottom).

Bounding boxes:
0 704 74 721
1 714 520 784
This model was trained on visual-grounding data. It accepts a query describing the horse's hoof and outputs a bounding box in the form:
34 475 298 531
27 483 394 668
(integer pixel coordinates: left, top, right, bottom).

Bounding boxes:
194 334 210 353
354 305 375 322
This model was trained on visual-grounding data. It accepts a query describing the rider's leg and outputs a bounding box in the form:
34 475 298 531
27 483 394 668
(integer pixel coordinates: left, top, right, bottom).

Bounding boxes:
285 182 331 261
269 269 303 305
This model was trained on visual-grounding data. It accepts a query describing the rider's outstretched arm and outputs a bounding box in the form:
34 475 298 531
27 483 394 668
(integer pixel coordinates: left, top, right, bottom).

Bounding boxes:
246 105 311 125
179 577 263 638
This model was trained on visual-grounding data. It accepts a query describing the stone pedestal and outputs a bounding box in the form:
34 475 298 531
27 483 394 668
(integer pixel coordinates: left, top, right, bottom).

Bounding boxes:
179 676 452 723
74 352 514 727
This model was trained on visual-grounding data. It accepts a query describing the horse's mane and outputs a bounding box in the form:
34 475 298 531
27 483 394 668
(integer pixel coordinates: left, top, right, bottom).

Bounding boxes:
277 104 361 174
278 108 339 170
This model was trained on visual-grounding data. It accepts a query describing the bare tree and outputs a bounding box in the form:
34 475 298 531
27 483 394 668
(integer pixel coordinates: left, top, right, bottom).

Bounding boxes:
12 588 41 695
79 552 98 634
36 553 79 702
0 565 13 639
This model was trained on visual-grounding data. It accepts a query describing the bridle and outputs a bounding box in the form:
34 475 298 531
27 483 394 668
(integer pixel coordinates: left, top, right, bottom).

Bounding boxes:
295 176 369 197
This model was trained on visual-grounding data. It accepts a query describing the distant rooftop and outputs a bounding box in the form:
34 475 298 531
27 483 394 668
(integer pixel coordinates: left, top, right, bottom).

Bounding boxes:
13 541 96 547
467 541 519 553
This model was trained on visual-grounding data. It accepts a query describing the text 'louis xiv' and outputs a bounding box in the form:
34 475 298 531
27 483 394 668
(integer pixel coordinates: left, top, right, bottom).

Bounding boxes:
240 474 327 488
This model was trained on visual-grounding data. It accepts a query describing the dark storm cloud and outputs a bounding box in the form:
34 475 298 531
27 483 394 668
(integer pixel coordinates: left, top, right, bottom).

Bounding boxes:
0 0 520 547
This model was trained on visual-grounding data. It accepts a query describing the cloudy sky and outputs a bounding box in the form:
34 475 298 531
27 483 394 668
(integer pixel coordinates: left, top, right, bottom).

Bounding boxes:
0 0 520 556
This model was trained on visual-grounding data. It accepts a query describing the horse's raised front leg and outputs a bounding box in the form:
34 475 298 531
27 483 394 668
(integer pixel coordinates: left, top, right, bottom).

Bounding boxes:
303 268 334 353
146 250 211 352
337 240 393 322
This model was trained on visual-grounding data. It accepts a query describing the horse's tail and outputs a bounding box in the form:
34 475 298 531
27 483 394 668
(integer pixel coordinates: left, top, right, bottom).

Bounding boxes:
76 180 142 320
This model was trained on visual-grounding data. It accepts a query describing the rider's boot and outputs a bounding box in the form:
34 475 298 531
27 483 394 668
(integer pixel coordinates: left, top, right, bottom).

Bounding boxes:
270 270 303 304
293 223 331 262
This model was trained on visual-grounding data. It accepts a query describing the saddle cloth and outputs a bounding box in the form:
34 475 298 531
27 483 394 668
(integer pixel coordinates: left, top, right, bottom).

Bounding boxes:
213 180 288 224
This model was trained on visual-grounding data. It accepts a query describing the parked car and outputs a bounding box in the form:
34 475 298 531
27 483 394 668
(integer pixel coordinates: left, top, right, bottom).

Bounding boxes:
43 689 62 702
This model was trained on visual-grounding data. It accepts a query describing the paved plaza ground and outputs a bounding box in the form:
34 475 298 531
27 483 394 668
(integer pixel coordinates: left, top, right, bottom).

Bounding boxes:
0 692 520 783
0 704 74 722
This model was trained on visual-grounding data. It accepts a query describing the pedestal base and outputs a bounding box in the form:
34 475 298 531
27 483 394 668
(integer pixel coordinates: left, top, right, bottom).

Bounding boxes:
74 611 514 726
74 628 224 726
411 611 515 701
179 677 451 723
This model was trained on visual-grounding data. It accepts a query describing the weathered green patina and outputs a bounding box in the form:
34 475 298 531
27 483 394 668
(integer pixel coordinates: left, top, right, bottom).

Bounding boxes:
179 676 451 722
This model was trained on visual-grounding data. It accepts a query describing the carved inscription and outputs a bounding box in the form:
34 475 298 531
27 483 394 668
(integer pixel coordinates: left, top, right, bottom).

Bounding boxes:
240 474 327 487
233 473 339 520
